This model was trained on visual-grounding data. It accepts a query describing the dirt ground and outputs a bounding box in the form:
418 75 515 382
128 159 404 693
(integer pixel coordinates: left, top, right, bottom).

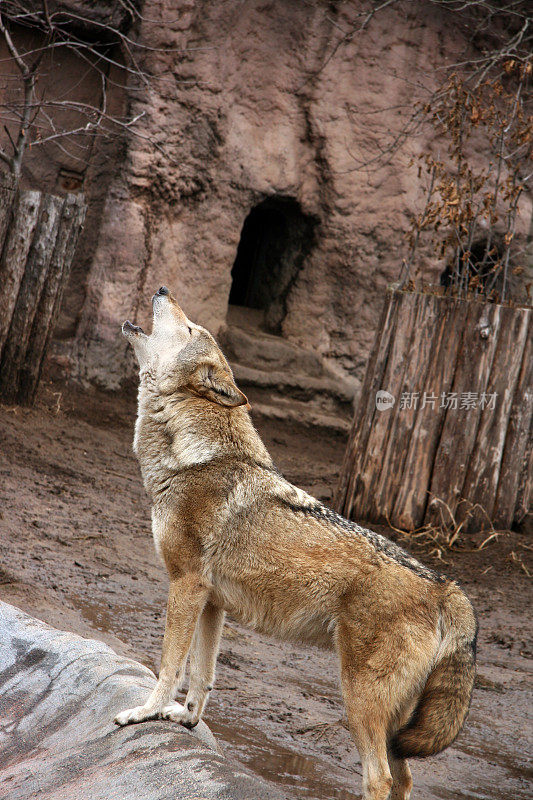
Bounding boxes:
0 381 531 800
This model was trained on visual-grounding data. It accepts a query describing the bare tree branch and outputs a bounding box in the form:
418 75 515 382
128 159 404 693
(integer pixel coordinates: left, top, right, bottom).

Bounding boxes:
0 1 180 177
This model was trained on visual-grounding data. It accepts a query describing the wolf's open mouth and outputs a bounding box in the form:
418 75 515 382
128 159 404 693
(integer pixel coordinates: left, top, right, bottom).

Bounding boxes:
122 320 144 335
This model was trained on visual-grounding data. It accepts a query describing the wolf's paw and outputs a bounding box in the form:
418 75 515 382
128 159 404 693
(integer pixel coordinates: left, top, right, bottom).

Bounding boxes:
114 705 160 726
162 701 200 729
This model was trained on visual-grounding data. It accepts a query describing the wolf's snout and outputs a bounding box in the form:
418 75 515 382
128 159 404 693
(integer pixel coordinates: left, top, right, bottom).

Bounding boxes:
122 320 143 336
152 286 170 305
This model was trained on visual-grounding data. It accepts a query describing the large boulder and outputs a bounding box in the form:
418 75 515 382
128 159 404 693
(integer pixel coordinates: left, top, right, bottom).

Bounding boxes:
0 601 282 800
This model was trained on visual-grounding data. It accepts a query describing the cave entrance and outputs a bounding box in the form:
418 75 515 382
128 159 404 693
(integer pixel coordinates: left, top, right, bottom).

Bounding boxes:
228 197 316 334
440 237 504 296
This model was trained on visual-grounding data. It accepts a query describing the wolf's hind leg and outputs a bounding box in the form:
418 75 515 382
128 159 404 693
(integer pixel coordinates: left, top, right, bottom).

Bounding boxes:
341 689 393 800
162 601 225 728
388 754 412 800
342 695 393 800
115 574 208 726
337 625 395 799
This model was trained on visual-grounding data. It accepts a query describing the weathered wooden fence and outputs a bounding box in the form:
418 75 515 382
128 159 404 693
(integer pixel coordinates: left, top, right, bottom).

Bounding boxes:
0 175 86 404
335 288 532 534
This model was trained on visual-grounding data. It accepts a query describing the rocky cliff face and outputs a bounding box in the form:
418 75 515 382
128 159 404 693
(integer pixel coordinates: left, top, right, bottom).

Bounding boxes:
60 1 529 395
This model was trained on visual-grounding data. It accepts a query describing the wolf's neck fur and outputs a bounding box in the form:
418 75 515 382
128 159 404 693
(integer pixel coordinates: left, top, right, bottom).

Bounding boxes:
133 385 272 499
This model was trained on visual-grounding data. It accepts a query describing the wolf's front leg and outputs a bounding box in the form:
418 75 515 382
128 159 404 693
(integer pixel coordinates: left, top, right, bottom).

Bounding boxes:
162 601 225 728
115 573 209 726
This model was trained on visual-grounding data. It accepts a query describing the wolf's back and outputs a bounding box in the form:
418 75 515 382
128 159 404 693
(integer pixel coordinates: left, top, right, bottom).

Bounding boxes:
390 584 477 759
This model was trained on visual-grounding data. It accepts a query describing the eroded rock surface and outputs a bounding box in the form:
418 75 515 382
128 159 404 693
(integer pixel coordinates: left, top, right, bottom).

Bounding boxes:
71 1 531 396
0 601 282 800
2 2 530 412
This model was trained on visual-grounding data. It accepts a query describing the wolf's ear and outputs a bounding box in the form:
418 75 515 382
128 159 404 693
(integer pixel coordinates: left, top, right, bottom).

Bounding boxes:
187 363 248 408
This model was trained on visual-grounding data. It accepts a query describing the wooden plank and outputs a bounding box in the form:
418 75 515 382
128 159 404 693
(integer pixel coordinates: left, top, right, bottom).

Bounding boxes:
351 291 420 521
0 173 17 253
335 288 399 515
425 300 501 527
0 193 63 401
392 295 468 529
461 306 531 531
335 290 393 514
0 190 41 360
373 291 441 527
492 311 532 528
513 416 532 527
17 194 86 404
345 290 412 520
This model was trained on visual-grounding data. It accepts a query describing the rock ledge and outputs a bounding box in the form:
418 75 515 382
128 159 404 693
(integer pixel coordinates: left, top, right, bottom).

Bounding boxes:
0 601 281 800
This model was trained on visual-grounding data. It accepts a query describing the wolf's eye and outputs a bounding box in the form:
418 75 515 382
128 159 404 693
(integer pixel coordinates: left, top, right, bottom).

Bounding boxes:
187 325 192 334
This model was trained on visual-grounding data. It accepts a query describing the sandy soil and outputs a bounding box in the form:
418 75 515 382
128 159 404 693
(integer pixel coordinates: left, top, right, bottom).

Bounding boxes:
0 381 531 800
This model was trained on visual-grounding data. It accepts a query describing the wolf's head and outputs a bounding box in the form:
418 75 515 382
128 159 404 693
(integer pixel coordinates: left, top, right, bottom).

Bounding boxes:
122 287 248 408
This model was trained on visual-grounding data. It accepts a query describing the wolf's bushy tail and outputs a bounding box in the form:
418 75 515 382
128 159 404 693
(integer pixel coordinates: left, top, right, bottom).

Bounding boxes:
390 586 477 759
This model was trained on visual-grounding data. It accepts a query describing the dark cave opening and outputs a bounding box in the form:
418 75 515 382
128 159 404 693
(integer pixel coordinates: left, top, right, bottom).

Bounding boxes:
228 196 316 334
440 237 504 294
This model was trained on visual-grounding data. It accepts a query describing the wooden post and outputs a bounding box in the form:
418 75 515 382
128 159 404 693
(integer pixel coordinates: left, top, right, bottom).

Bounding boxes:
391 295 467 528
493 327 533 528
0 187 86 405
0 173 17 248
17 194 87 404
335 288 533 534
455 305 530 531
0 193 64 401
0 189 41 358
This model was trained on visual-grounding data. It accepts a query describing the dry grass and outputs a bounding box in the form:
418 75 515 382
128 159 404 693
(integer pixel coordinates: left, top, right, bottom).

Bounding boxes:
387 496 532 577
509 550 531 577
387 496 514 564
